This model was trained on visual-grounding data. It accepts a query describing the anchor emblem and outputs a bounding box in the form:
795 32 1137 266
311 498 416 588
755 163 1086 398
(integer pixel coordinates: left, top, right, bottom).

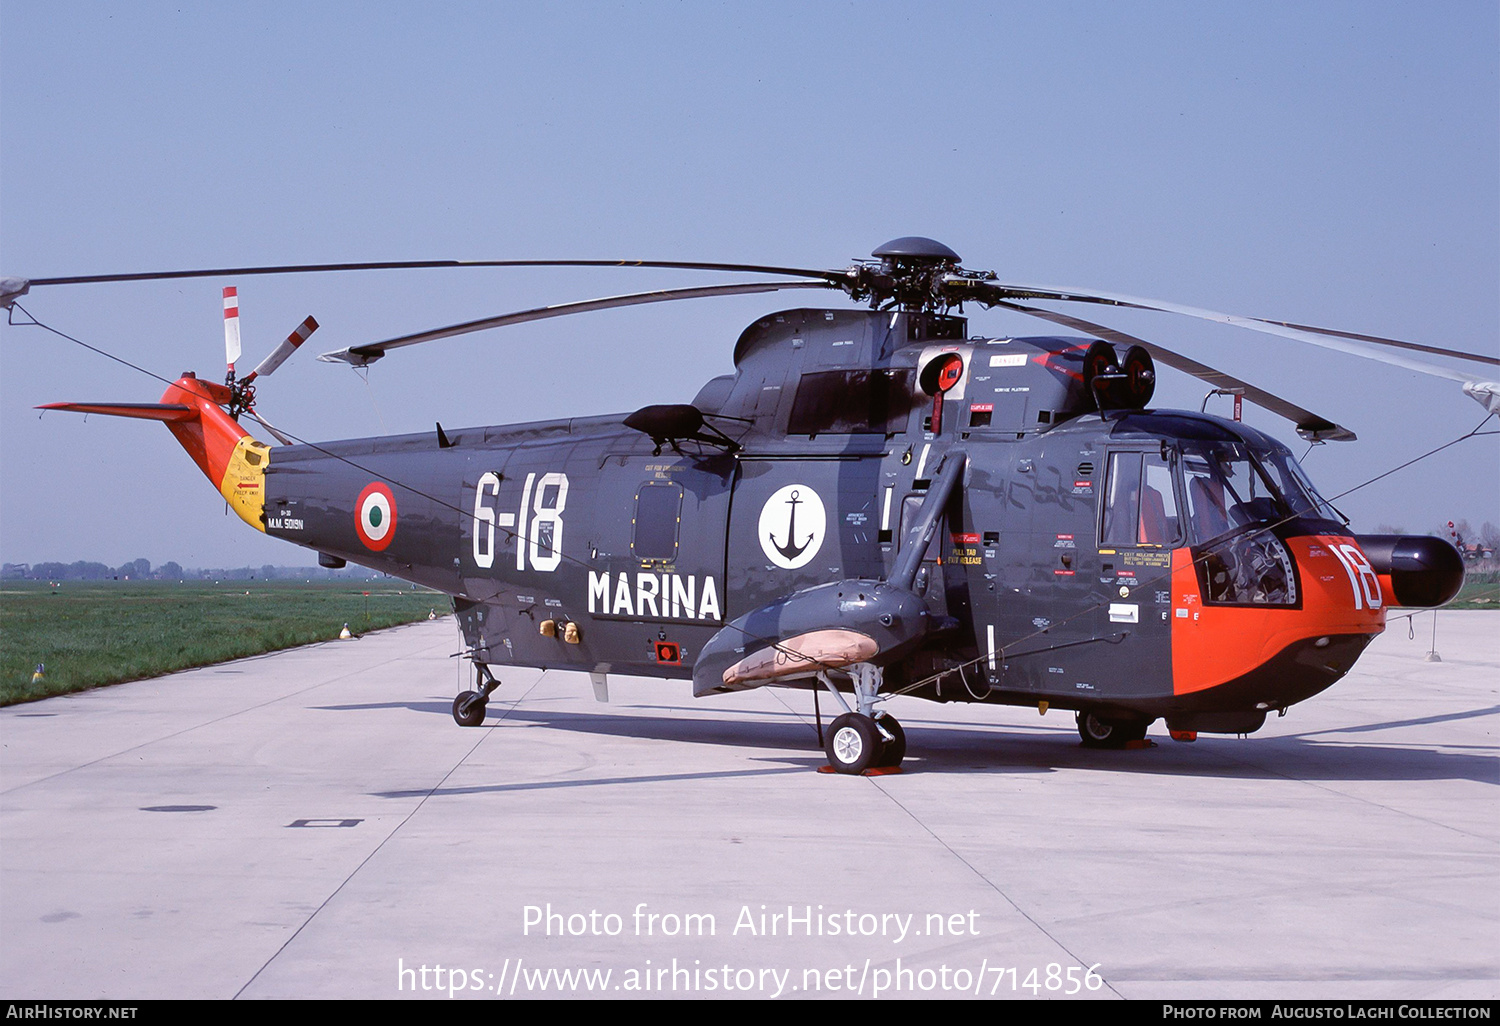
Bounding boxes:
757 484 826 569
770 489 813 560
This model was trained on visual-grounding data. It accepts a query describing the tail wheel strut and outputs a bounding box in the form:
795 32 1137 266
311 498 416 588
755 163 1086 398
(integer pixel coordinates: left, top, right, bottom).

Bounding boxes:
453 665 501 727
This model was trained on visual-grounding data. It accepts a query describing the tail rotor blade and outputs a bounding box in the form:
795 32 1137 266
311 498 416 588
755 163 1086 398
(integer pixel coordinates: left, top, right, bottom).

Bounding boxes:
248 316 319 381
246 408 298 446
223 287 242 372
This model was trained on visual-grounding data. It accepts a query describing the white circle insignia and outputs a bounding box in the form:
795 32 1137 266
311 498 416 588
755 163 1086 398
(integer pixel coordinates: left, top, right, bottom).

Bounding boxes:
355 482 397 551
361 492 392 541
757 484 826 569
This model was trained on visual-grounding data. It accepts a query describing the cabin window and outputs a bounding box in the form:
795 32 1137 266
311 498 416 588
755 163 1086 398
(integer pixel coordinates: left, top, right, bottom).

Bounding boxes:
1102 451 1181 547
632 482 683 561
787 369 913 436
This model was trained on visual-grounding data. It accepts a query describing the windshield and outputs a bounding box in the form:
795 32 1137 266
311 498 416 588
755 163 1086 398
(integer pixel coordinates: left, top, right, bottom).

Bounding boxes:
1177 441 1341 543
1256 447 1342 522
1179 441 1286 543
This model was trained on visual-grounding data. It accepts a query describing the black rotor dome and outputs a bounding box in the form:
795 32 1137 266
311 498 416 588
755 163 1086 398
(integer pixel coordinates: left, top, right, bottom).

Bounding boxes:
871 237 961 263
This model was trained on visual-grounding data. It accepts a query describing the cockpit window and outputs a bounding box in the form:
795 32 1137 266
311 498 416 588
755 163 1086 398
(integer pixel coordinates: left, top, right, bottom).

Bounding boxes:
1135 440 1313 606
1180 441 1301 543
1176 441 1342 543
1255 448 1342 522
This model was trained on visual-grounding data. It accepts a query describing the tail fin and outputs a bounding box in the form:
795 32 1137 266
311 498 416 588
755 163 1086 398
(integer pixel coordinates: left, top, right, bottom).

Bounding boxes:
40 373 271 532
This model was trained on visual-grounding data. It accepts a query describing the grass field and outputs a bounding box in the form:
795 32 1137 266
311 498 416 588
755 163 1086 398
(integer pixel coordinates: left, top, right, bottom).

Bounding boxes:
1448 569 1499 609
0 580 447 705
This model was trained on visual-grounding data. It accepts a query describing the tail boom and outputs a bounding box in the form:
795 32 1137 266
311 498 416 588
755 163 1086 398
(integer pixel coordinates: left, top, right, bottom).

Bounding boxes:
40 373 271 532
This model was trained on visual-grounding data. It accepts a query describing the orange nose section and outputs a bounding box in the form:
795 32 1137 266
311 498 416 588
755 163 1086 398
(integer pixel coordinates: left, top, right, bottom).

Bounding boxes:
1169 536 1385 695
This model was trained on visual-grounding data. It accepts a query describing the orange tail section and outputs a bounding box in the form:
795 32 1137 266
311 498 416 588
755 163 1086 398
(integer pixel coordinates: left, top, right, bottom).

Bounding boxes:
39 373 271 532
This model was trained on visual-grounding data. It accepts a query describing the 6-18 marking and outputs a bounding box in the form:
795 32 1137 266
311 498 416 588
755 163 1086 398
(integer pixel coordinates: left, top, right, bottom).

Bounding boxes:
472 471 569 571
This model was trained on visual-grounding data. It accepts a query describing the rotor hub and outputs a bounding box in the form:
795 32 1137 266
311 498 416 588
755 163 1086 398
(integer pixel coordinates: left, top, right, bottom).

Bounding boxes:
854 237 967 313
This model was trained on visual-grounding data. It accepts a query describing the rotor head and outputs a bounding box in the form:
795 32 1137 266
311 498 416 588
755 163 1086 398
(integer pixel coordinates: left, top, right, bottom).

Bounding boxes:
851 237 975 313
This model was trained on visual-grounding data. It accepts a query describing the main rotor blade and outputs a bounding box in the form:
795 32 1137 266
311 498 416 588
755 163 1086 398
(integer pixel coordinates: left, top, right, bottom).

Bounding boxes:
319 280 834 366
961 280 1496 379
1245 317 1500 366
18 258 850 289
991 299 1357 442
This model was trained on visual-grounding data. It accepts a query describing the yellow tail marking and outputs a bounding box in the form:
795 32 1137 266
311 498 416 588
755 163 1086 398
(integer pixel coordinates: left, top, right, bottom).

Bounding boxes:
218 437 270 532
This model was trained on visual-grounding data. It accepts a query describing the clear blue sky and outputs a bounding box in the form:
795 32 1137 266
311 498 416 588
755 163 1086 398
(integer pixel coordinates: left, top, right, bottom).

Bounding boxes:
2 1 1496 566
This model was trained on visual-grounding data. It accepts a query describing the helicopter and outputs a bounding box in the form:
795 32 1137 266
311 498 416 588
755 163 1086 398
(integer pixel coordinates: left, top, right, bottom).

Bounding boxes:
4 237 1490 774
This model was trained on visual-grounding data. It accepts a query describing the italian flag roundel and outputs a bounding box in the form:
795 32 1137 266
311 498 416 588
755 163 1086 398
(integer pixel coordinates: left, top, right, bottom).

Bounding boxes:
355 482 397 550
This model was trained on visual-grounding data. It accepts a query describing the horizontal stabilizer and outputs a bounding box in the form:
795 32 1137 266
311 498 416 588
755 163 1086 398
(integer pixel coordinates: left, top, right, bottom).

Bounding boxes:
37 402 197 422
42 375 267 534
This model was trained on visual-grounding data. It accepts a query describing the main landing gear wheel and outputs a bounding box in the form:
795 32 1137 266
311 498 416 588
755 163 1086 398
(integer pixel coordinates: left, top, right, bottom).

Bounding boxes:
452 690 486 727
826 713 882 774
1076 711 1149 749
874 713 906 768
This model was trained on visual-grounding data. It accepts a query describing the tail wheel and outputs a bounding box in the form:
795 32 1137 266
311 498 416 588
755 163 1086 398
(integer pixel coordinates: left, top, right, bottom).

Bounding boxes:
1076 711 1149 748
826 713 881 774
452 691 486 727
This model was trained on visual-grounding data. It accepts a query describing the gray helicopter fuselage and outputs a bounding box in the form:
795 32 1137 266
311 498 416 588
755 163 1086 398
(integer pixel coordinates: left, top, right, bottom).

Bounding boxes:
261 306 1399 731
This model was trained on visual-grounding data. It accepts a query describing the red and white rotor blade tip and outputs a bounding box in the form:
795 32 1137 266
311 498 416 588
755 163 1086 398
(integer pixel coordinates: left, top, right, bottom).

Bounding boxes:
223 287 242 371
250 316 319 380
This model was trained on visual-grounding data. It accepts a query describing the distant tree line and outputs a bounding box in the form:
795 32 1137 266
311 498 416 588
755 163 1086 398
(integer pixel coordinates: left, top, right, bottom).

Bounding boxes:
1 559 392 582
